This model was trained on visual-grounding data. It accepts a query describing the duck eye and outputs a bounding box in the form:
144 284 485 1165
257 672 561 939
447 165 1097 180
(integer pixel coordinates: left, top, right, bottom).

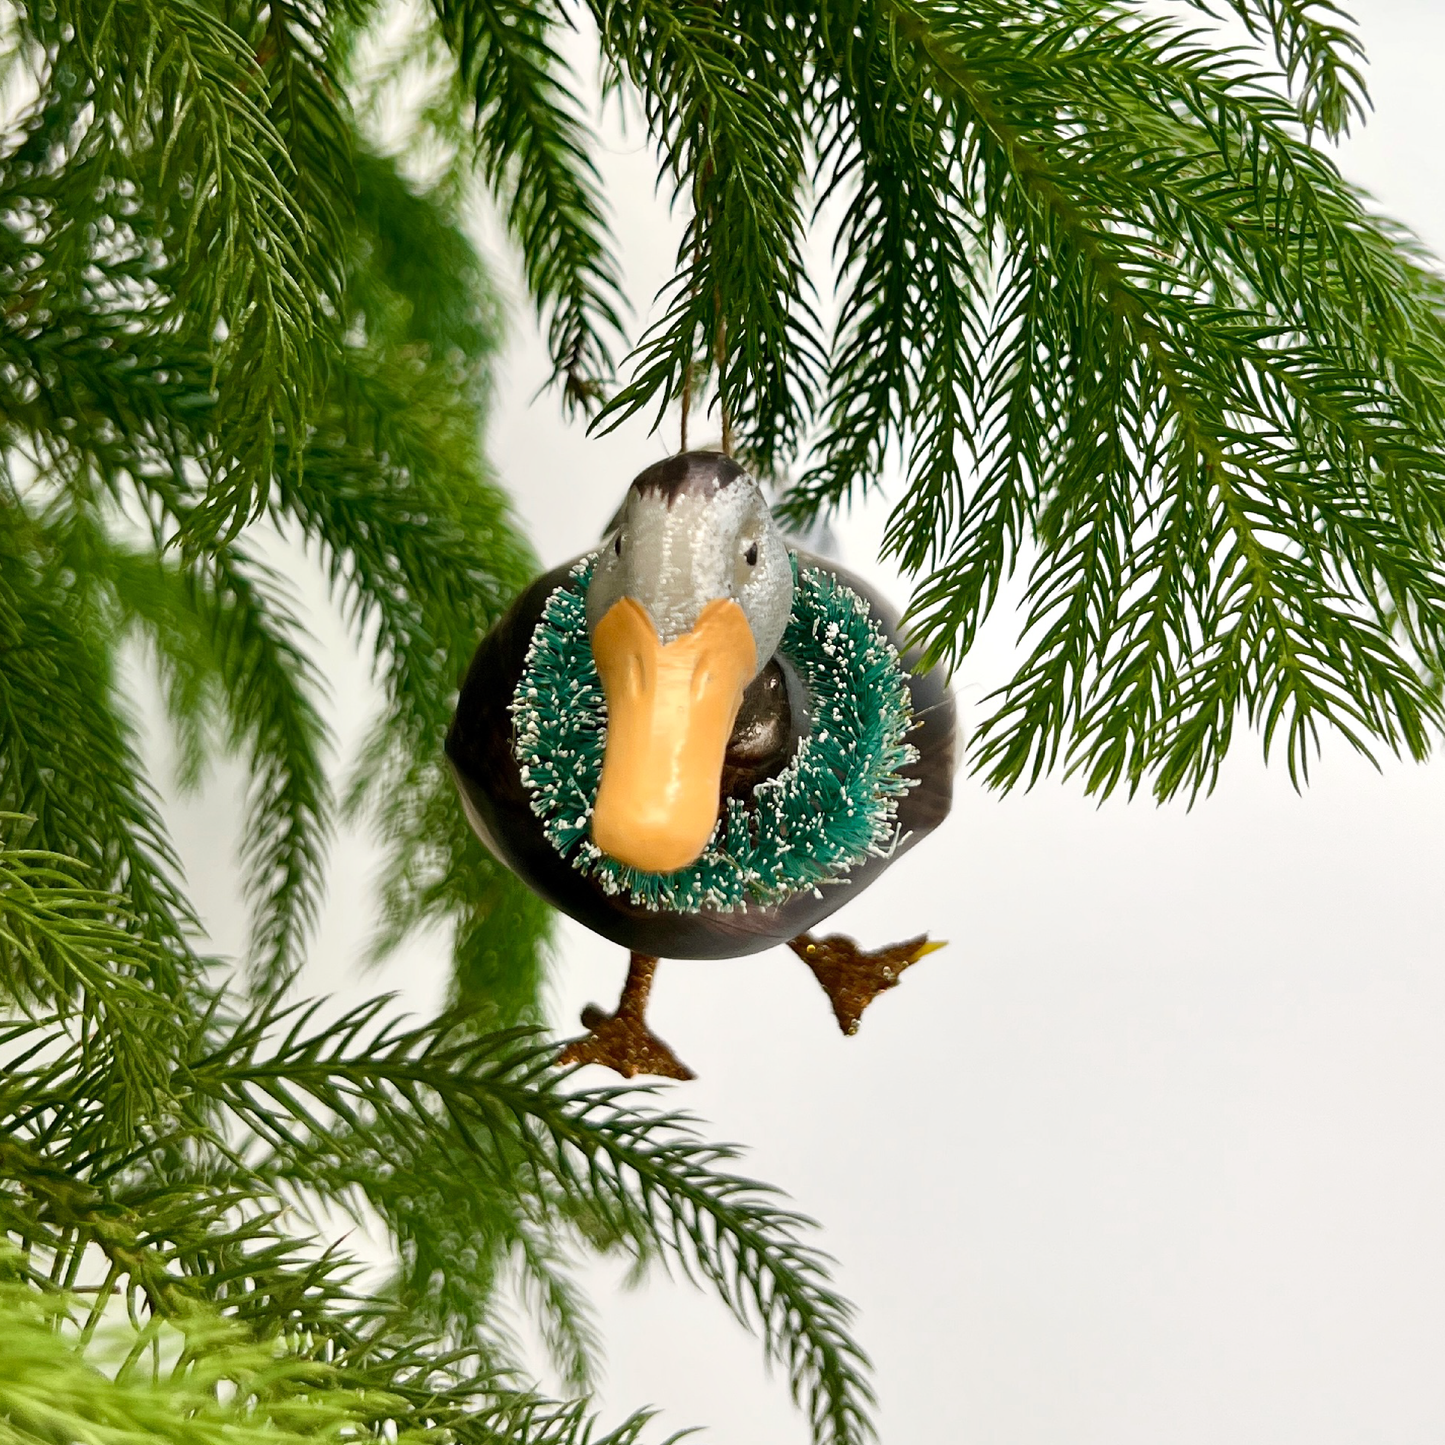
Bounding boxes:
745 541 759 567
614 533 623 557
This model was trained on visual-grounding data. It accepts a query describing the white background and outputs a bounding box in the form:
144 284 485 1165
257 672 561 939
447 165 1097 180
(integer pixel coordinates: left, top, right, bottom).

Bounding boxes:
165 3 1445 1441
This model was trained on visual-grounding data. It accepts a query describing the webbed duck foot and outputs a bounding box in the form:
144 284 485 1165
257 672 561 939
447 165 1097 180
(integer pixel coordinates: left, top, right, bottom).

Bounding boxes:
555 1007 696 1080
787 931 945 1037
554 952 696 1080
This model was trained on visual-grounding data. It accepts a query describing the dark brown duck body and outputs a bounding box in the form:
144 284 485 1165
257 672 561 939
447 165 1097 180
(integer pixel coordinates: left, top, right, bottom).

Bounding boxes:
445 550 956 960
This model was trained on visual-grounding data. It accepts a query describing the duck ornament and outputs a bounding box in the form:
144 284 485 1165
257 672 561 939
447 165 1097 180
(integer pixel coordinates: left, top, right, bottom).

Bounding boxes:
446 452 956 1079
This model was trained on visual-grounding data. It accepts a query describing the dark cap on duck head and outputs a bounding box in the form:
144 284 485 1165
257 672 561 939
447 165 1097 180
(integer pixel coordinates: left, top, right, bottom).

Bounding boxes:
631 450 747 506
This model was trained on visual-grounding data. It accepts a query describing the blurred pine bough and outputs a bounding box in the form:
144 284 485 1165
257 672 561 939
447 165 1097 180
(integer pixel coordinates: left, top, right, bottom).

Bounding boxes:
4 0 1445 1439
0 0 872 1439
0 839 873 1443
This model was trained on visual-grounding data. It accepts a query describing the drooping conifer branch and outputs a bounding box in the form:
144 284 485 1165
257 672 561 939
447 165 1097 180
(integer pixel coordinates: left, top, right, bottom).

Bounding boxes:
3 1 1442 1439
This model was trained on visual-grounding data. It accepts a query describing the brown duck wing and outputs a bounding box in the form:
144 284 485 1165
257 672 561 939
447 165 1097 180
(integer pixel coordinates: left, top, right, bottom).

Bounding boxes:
446 552 956 961
446 561 573 872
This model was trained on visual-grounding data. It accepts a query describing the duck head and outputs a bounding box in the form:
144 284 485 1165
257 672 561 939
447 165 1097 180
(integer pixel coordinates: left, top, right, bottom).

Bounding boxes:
585 452 794 874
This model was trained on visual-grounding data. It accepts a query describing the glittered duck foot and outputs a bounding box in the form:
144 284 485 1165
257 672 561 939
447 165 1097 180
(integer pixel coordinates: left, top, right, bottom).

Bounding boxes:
787 932 946 1037
554 952 696 1080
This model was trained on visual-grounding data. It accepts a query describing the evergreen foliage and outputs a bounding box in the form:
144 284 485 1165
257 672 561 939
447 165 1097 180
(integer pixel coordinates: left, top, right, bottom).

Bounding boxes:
0 0 875 1438
0 837 874 1440
585 0 1445 797
3 0 1443 1439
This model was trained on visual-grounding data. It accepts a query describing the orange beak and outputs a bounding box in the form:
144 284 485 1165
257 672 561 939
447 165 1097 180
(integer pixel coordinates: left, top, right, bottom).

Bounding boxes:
590 596 757 874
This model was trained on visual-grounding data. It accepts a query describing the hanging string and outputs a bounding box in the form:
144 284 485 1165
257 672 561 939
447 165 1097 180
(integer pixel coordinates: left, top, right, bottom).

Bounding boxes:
678 310 732 457
703 0 732 459
715 286 733 457
681 93 733 458
680 351 693 452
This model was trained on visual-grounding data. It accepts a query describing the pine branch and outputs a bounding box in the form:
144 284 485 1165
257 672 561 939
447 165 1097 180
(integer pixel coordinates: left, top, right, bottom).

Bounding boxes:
788 5 984 551
0 844 190 1138
513 1224 604 1394
590 0 823 472
0 531 193 948
1178 0 1369 137
0 1259 670 1445
12 0 338 539
175 0 361 539
192 1004 877 1445
1 934 876 1445
193 549 334 994
429 0 625 410
0 178 217 515
55 520 333 994
787 0 1445 795
0 1127 345 1327
0 1275 360 1445
267 1102 601 1384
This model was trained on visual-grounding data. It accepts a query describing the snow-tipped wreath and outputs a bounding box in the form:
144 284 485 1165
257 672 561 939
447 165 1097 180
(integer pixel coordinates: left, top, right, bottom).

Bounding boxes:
511 555 918 913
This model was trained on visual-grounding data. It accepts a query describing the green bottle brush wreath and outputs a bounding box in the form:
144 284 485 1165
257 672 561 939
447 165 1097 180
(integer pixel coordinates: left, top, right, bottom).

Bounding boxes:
511 555 920 914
